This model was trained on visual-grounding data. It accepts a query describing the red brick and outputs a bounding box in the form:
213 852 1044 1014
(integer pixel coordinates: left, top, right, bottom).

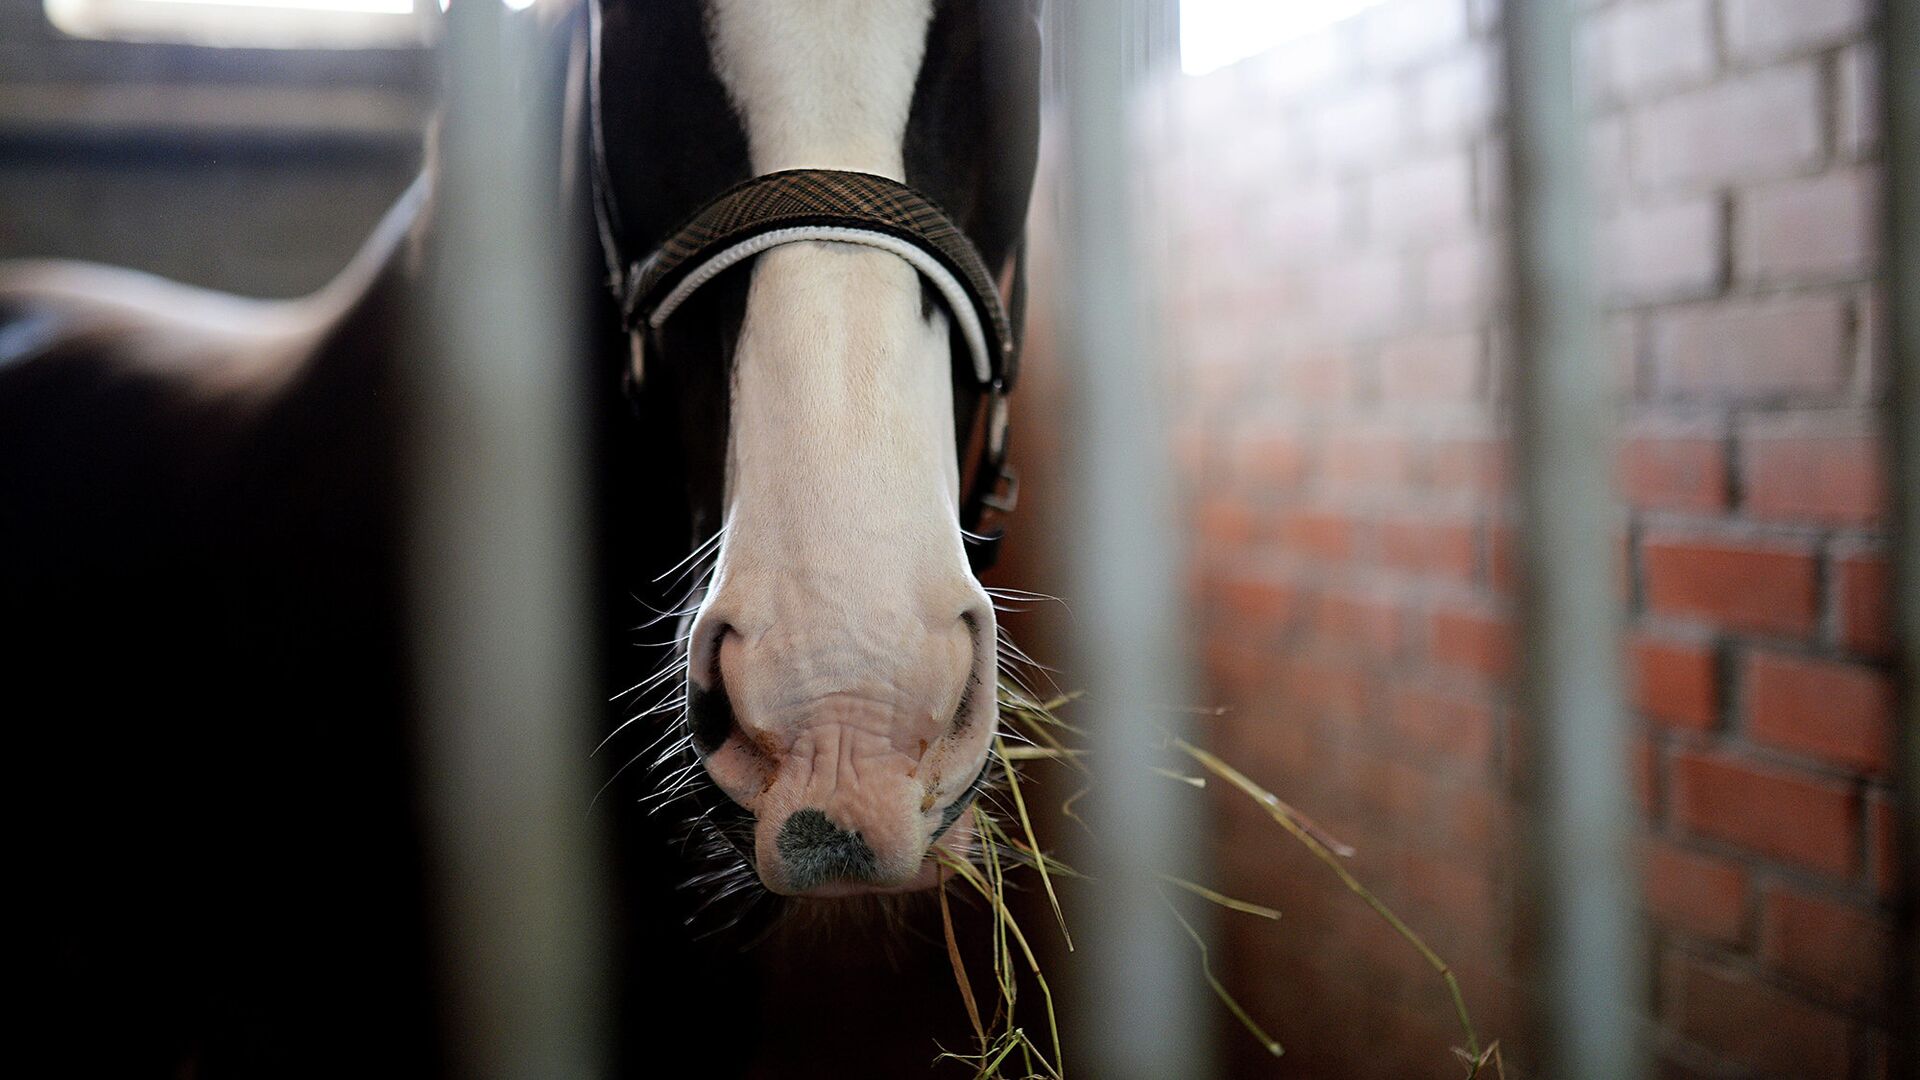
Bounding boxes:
1838 550 1893 658
1642 534 1819 637
1216 573 1304 630
1379 331 1481 402
1427 605 1513 680
1376 515 1478 583
1642 838 1748 944
1632 732 1658 817
1488 521 1517 594
1369 153 1475 243
1589 0 1716 102
1323 431 1410 491
1427 436 1509 497
1671 750 1860 876
1617 430 1729 512
1737 168 1881 284
1202 638 1270 698
1630 635 1719 731
1276 343 1353 404
1669 957 1853 1078
1278 508 1360 561
1724 0 1871 62
1236 432 1311 489
1438 783 1509 851
1602 197 1724 300
1651 294 1850 400
1395 848 1498 938
1348 749 1430 829
1283 655 1373 723
1760 885 1889 1002
1741 415 1887 526
1869 791 1899 900
1746 651 1895 773
1312 590 1407 660
1197 499 1259 547
1632 65 1824 189
1389 680 1495 772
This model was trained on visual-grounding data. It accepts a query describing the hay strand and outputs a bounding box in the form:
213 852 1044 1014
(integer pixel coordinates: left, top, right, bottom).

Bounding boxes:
1160 887 1284 1058
997 736 1074 951
1158 874 1281 920
931 685 1492 1078
1167 736 1485 1071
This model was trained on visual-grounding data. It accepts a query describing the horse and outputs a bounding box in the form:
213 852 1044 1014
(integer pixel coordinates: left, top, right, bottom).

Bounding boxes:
0 0 1040 1075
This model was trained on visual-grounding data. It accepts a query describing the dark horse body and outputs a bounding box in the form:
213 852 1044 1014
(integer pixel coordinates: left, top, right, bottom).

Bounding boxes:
2 1 1036 1076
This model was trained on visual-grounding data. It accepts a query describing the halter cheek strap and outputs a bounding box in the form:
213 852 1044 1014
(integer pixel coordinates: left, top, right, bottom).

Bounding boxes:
612 168 1023 572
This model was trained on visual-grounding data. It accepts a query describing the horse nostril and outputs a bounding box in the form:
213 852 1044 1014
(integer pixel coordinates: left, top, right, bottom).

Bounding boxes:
687 623 737 755
776 809 879 891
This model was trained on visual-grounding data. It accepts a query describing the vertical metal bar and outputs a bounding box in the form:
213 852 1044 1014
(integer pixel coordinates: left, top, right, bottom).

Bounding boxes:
1057 4 1213 1078
1881 0 1920 1074
1500 0 1644 1077
409 5 607 1078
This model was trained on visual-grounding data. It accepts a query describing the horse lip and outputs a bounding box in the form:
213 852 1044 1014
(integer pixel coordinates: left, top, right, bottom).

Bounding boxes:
933 756 995 835
688 744 994 894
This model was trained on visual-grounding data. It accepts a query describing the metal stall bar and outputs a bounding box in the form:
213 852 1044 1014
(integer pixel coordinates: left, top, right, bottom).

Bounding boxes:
1500 0 1644 1077
1882 0 1920 1074
1057 4 1213 1077
409 4 608 1078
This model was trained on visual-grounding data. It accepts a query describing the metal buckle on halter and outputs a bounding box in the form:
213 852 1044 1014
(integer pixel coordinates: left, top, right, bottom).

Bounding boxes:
982 463 1019 515
963 390 1015 574
980 392 1017 515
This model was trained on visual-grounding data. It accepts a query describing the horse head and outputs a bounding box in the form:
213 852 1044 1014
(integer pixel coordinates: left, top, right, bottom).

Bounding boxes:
592 0 1040 898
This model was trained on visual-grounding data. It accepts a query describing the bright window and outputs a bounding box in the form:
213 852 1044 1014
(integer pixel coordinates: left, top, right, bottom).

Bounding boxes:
1180 0 1388 76
47 0 424 48
43 0 546 50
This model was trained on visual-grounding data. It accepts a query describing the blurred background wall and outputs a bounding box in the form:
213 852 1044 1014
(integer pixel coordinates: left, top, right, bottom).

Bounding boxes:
0 0 428 296
1004 0 1900 1076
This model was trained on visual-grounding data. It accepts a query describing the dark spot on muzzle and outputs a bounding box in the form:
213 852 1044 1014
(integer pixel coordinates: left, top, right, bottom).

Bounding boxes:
776 809 879 891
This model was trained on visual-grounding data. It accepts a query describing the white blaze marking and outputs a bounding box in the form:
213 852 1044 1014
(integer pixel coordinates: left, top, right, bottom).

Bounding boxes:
708 0 932 179
693 0 990 760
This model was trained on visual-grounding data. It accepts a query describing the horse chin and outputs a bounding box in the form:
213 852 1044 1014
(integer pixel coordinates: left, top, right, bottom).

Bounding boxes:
785 864 940 899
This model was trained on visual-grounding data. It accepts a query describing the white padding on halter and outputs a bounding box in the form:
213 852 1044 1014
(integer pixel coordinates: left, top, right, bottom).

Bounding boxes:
646 224 995 385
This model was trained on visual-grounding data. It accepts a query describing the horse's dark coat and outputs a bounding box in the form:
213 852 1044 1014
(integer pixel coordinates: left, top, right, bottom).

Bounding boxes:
0 2 1038 1075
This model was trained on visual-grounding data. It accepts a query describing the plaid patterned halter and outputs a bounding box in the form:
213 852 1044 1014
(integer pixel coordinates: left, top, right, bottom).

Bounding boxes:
607 168 1024 571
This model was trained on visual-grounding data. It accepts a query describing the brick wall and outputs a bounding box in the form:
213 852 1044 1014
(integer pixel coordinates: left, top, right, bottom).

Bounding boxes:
1004 0 1903 1076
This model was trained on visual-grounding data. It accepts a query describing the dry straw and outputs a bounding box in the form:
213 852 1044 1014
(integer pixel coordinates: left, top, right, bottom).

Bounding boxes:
931 686 1503 1079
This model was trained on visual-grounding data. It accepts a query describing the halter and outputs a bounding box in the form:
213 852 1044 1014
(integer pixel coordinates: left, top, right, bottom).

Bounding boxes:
598 167 1024 573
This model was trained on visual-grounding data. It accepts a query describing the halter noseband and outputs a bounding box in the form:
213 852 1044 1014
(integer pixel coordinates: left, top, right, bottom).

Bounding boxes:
604 168 1023 572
